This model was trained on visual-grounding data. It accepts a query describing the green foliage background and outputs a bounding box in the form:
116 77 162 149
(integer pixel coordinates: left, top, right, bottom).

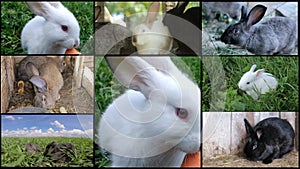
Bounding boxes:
202 56 299 112
1 137 93 167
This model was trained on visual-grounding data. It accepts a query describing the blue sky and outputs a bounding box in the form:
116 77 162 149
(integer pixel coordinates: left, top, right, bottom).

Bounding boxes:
1 115 93 138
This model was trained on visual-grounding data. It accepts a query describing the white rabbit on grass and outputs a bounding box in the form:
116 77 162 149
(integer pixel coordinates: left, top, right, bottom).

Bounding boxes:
98 56 200 167
21 1 80 54
238 64 278 100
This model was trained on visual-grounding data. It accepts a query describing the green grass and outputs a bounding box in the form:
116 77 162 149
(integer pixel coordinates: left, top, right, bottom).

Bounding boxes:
202 56 299 112
1 137 93 167
94 56 201 167
1 1 94 54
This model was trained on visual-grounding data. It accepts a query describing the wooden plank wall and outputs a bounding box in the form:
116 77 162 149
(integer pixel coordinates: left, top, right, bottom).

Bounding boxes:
202 112 298 159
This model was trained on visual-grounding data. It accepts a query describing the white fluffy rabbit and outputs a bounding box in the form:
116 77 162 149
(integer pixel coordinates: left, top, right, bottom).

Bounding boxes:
21 2 80 54
238 64 278 100
132 2 173 54
98 56 200 167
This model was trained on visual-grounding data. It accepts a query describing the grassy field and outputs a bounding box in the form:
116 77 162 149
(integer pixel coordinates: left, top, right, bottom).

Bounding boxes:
202 56 299 112
94 56 201 167
1 1 94 54
1 137 93 167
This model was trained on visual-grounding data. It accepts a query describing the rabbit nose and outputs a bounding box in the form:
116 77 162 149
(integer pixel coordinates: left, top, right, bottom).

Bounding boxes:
74 40 80 48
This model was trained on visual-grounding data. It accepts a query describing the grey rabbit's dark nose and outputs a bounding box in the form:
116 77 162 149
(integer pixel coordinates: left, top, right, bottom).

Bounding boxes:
74 39 80 48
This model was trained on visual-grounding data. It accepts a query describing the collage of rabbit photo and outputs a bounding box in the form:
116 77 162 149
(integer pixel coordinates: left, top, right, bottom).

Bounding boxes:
0 1 299 168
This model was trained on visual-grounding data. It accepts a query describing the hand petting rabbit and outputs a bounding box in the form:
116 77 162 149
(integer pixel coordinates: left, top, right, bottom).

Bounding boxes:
28 62 64 109
132 2 173 55
244 117 295 164
162 1 200 55
21 2 80 54
238 64 278 100
98 56 200 167
221 4 297 55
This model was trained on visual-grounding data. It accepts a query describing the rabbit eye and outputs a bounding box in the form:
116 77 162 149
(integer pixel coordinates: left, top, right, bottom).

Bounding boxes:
246 82 250 85
176 108 188 119
252 144 257 150
233 28 239 34
61 25 68 32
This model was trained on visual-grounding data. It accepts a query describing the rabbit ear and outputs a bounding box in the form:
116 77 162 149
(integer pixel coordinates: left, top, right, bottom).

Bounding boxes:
246 5 267 29
244 118 255 136
240 5 248 21
26 62 39 76
25 2 62 19
29 75 48 92
146 2 160 28
105 56 162 98
249 64 257 72
255 69 265 78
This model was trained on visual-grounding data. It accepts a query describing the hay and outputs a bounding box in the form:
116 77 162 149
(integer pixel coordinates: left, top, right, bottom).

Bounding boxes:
203 150 298 167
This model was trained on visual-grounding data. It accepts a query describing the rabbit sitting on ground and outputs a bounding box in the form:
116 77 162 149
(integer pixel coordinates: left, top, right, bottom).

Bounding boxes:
98 56 200 167
132 2 173 55
238 64 278 100
17 56 68 81
21 1 80 54
221 4 297 55
28 62 64 109
244 117 295 164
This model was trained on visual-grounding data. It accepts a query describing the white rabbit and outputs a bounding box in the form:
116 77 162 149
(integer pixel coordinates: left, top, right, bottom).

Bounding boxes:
98 56 200 167
131 2 173 55
238 64 278 100
21 1 80 54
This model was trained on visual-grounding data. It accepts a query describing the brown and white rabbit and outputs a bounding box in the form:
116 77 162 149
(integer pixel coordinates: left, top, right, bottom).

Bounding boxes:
28 62 64 109
221 4 297 55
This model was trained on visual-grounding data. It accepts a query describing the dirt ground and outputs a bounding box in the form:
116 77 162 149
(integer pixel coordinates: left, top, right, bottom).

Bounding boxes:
203 150 299 167
7 67 93 114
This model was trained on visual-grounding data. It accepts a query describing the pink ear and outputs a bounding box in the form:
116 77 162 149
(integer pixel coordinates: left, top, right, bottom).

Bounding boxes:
255 69 265 77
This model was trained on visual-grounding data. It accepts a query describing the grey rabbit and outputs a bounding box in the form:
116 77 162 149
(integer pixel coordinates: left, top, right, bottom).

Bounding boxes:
17 56 68 81
221 4 297 55
244 117 295 164
28 62 64 109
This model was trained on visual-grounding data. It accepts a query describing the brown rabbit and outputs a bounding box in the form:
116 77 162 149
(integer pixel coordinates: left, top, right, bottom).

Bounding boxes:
17 56 68 81
28 62 64 109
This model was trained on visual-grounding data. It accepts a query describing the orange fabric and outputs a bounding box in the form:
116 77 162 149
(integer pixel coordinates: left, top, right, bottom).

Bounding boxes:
65 48 80 54
181 151 201 168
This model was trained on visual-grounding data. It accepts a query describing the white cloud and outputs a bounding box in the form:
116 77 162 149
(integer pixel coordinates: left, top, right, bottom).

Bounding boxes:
4 116 15 120
30 126 37 130
50 120 65 130
1 128 93 138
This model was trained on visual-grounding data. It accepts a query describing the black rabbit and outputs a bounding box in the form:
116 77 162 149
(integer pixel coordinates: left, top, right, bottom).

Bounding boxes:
162 1 200 55
243 117 295 164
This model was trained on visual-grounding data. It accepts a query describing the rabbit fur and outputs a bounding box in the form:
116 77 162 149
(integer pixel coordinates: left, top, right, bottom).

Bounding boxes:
221 4 297 55
244 117 295 164
132 2 173 55
238 64 278 100
162 1 200 55
28 62 64 109
17 56 68 81
98 56 200 167
21 2 80 54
